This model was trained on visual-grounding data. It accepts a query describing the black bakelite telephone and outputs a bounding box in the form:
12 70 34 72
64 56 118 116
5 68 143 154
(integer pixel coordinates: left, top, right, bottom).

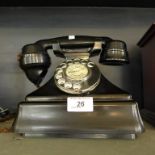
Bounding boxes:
19 35 129 94
13 35 144 139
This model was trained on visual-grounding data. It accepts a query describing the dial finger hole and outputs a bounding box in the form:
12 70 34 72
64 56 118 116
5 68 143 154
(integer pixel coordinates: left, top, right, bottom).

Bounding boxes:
58 78 65 85
64 82 72 89
87 62 95 68
55 73 63 80
56 69 63 74
73 83 81 90
60 63 67 68
81 60 88 65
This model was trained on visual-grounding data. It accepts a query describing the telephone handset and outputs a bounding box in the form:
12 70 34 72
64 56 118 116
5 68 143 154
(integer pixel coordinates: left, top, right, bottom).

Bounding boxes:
19 35 129 94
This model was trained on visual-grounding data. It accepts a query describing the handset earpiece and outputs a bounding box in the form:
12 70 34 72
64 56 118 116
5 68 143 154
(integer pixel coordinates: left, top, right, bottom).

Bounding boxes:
99 40 129 65
19 44 51 87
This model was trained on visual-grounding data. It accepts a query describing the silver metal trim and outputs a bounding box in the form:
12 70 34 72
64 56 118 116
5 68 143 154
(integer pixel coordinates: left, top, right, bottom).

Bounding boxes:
26 94 132 102
24 133 136 139
23 53 44 64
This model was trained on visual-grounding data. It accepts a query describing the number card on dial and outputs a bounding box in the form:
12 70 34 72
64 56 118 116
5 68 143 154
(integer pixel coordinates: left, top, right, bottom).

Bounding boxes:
67 97 94 112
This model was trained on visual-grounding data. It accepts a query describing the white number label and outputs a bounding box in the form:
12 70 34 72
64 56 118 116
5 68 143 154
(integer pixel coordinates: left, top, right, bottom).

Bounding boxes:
67 97 94 112
68 35 75 40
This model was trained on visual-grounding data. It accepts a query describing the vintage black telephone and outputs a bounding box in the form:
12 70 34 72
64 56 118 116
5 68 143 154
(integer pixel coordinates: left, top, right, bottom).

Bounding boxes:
13 35 144 139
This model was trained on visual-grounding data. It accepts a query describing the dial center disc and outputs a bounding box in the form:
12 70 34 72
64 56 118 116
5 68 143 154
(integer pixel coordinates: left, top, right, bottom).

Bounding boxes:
65 63 88 80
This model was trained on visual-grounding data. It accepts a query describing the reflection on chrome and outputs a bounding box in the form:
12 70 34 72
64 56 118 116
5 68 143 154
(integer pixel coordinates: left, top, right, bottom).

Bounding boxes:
23 54 44 64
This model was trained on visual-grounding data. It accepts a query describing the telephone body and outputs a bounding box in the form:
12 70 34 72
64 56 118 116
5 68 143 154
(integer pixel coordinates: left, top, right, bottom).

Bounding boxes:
13 35 144 139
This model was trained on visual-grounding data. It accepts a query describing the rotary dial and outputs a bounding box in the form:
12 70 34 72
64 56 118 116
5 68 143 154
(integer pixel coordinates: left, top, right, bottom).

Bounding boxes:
54 58 100 94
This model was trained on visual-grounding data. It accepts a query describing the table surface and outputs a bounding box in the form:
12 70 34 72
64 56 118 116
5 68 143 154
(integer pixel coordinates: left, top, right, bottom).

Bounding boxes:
0 120 155 155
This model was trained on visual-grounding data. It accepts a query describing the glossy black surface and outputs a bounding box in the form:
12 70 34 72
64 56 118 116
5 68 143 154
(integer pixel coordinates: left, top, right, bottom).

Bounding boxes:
26 75 128 97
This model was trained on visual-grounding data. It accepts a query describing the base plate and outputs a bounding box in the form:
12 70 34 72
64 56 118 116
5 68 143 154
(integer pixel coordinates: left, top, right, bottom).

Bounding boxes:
13 100 144 139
